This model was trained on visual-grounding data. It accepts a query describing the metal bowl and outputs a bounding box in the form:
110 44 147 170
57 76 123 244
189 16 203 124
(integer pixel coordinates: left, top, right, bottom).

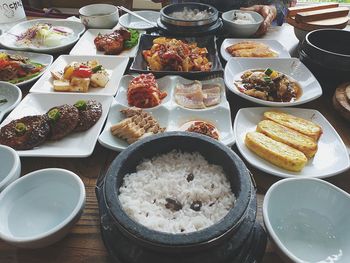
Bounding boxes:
160 3 218 27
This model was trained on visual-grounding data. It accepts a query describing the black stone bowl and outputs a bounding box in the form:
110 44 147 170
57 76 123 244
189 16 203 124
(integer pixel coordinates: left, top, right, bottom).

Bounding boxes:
160 3 219 27
300 29 350 89
102 132 253 252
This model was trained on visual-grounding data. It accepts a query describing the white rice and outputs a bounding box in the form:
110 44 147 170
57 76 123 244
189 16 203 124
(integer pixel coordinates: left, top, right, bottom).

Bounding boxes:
169 7 211 21
118 150 235 234
232 12 255 24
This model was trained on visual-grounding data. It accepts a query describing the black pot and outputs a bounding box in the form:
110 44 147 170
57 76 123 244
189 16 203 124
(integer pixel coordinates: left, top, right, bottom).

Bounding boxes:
300 29 350 89
96 132 267 263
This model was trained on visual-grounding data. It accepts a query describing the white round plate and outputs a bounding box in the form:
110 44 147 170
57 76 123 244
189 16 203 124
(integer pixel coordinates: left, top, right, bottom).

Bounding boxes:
119 11 159 30
224 58 322 107
0 19 85 54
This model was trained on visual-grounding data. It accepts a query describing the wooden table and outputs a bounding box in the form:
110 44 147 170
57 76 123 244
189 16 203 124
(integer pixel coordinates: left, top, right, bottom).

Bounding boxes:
0 24 349 263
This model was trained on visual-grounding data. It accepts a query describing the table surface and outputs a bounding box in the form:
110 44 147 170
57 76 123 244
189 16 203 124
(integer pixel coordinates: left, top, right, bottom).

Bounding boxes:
0 23 349 263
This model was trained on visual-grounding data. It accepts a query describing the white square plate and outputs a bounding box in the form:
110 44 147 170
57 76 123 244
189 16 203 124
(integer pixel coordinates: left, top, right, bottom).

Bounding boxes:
220 39 291 61
69 29 143 57
234 107 350 178
29 55 129 96
98 75 235 151
0 93 113 157
225 58 322 106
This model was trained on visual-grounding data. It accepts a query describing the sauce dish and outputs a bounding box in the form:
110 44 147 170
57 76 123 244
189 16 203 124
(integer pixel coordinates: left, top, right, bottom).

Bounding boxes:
0 145 20 192
263 178 350 263
0 168 85 248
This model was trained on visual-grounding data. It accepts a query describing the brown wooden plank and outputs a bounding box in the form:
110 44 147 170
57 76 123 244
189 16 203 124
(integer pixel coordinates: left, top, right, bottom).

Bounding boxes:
295 7 349 23
287 3 339 17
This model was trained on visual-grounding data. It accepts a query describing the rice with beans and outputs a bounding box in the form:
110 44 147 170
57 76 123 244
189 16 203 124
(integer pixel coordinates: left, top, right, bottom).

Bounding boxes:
118 150 235 234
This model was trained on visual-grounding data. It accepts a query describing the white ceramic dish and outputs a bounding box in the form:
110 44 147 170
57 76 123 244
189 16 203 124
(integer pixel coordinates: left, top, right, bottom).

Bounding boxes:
225 58 322 106
119 10 160 30
0 145 20 192
0 81 22 123
0 49 53 86
220 39 291 61
0 93 113 157
0 19 85 54
98 75 235 151
0 168 85 248
69 29 143 57
79 4 119 29
234 107 350 178
222 10 263 38
29 55 128 96
263 178 350 263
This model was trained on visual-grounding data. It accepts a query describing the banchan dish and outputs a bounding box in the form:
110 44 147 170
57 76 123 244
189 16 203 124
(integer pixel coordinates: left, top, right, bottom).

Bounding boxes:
130 34 223 79
96 132 267 263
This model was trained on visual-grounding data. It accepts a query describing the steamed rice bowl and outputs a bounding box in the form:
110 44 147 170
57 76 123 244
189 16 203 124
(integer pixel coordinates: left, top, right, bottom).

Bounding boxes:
232 12 255 24
118 150 235 234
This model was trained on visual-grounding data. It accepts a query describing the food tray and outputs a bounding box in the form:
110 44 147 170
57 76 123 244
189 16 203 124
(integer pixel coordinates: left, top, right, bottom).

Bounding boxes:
234 107 350 178
98 75 234 151
130 34 223 79
0 93 113 157
69 29 144 57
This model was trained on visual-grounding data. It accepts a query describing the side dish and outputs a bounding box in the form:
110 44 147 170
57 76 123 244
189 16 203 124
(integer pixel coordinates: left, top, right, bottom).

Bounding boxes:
169 7 212 20
119 150 235 234
51 60 109 92
110 107 165 144
15 23 73 48
142 37 211 72
175 81 221 109
127 73 167 108
181 120 219 140
226 41 278 58
0 52 45 84
94 28 139 55
245 111 322 172
0 100 102 150
234 68 302 102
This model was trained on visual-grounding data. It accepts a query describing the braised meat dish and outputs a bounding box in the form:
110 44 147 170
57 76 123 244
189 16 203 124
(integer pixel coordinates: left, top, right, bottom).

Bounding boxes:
94 29 131 55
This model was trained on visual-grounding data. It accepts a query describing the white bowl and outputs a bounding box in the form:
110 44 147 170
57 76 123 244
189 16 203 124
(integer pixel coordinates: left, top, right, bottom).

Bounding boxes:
79 4 119 29
0 81 22 122
263 178 350 263
0 145 20 192
0 168 85 248
119 10 159 30
222 10 263 37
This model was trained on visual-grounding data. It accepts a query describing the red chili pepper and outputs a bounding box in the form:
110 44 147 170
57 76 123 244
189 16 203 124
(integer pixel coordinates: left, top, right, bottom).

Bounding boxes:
0 59 9 68
72 67 92 78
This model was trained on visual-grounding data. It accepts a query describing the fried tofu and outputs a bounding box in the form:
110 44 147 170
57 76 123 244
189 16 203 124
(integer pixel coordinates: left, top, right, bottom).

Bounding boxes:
257 120 318 158
264 111 323 141
245 132 308 172
226 41 278 58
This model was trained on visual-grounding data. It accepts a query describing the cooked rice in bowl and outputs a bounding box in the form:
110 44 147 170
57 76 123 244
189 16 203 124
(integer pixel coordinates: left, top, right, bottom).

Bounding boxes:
118 150 235 234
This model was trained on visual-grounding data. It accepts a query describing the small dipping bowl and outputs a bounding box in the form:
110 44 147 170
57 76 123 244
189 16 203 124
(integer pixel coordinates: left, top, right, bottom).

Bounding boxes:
0 168 85 248
0 81 22 122
263 178 350 263
222 10 263 37
0 145 20 192
79 4 119 29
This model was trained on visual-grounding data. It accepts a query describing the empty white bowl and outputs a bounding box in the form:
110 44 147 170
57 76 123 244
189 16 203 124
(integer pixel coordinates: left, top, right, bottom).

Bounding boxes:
0 81 22 122
222 10 263 37
263 178 350 263
119 10 159 30
0 145 20 192
0 168 85 248
79 4 119 29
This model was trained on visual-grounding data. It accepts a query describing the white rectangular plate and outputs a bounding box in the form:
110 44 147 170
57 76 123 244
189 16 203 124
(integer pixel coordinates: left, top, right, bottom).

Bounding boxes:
1 93 113 157
234 107 350 178
0 49 53 86
224 58 322 107
221 39 291 61
69 29 143 57
98 75 235 151
29 55 129 96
